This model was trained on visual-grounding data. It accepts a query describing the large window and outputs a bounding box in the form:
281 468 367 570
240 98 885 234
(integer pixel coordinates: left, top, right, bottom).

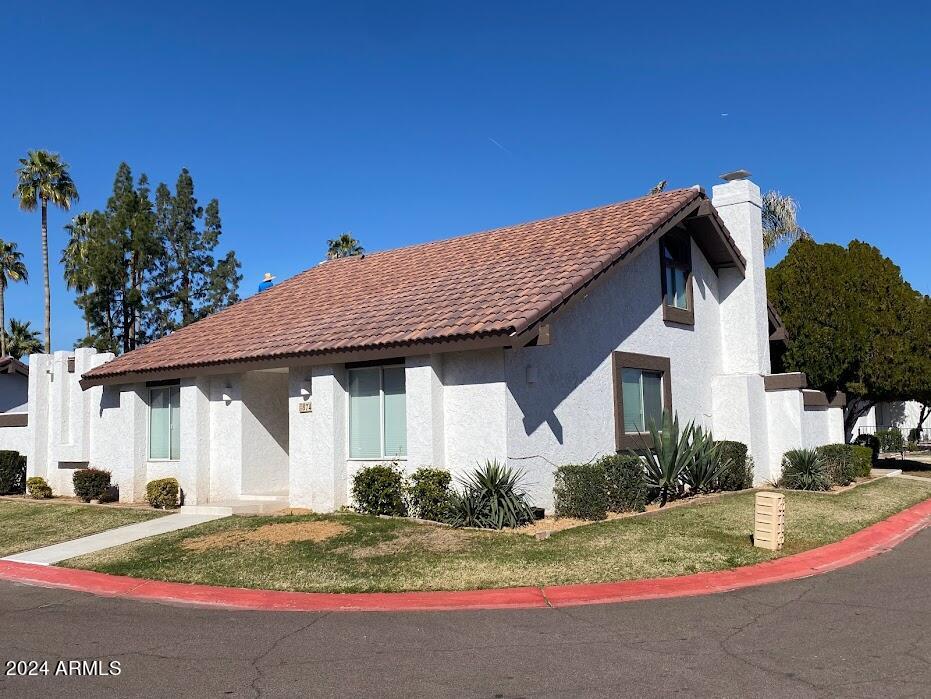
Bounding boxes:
149 384 180 460
348 365 407 459
613 351 672 449
660 232 693 325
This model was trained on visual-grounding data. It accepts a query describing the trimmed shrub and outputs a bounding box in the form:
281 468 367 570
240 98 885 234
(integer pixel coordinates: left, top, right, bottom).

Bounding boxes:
554 462 608 520
714 441 753 491
446 460 535 529
850 445 872 477
907 440 918 453
853 434 880 462
406 468 452 521
602 454 649 512
145 478 180 509
352 464 407 516
816 444 858 486
26 476 52 499
0 450 26 495
779 448 831 491
876 428 904 454
72 468 112 502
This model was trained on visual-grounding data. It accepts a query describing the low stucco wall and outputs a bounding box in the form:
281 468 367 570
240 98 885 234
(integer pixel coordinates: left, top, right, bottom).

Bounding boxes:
0 423 31 457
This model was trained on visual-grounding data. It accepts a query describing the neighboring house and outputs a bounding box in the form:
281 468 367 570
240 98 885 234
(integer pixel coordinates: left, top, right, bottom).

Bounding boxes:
0 173 844 512
0 357 30 456
853 402 930 443
0 357 28 413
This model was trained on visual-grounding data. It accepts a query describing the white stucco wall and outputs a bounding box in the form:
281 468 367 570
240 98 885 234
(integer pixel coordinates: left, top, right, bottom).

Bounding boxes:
504 238 724 508
241 371 289 495
0 424 30 456
443 348 508 479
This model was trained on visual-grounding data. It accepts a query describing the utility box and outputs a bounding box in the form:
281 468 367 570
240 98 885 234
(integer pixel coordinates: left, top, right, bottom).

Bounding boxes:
754 492 785 551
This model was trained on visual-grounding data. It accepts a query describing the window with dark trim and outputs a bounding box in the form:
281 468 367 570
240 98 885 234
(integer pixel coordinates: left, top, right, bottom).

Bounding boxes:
612 351 672 450
660 231 694 325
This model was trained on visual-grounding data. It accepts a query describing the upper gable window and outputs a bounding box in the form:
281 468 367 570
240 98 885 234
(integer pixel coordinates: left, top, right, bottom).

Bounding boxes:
660 231 694 325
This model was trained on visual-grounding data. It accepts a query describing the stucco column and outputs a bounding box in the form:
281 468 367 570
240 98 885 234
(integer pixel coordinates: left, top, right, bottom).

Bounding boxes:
289 365 348 512
26 353 52 480
405 354 445 469
712 374 772 484
179 377 211 505
712 176 772 375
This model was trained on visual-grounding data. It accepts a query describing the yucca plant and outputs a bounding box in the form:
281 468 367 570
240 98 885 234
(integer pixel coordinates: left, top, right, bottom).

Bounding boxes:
447 460 536 529
681 426 728 494
780 448 831 491
630 411 698 506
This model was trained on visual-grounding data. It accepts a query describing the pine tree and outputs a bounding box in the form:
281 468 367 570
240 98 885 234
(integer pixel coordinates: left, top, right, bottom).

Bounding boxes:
145 168 241 338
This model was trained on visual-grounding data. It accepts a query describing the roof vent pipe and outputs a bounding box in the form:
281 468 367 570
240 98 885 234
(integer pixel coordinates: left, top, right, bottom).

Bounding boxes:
719 169 751 182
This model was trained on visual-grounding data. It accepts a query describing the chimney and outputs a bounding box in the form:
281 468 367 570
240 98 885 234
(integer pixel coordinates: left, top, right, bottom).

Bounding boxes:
712 171 771 375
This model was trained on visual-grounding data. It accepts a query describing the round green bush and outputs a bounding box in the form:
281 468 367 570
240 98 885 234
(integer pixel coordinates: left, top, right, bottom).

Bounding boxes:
73 468 112 502
406 468 452 521
145 478 180 509
352 464 407 516
0 450 26 495
26 476 52 499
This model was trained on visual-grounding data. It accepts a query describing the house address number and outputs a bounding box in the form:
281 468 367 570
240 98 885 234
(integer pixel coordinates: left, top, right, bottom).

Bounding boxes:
298 402 312 413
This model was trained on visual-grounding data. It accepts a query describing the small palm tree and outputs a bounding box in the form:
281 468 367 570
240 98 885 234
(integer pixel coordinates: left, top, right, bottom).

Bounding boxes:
0 239 28 358
762 190 810 254
326 232 363 259
3 318 42 360
62 212 95 340
14 150 79 352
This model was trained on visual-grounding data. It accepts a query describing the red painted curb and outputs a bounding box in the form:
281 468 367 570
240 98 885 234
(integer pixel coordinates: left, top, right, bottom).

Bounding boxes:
1 497 929 613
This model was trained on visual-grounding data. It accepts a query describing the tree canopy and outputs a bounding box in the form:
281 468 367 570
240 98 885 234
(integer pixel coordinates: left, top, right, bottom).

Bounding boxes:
326 233 363 259
62 164 241 352
767 239 930 433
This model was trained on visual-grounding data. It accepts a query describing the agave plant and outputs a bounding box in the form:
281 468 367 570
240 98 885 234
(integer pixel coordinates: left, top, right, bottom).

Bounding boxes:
780 448 831 491
447 460 536 529
630 411 698 506
681 425 728 495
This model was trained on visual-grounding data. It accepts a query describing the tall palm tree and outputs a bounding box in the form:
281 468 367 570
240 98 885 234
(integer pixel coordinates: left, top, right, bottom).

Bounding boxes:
14 150 79 352
62 212 94 340
0 239 28 358
762 190 810 254
3 318 42 360
326 232 364 259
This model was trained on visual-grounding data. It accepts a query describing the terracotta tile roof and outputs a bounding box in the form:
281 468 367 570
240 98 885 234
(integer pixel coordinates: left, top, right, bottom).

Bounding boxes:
83 187 713 384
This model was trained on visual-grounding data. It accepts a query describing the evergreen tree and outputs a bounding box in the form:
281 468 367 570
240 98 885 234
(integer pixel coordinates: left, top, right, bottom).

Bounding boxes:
145 168 241 338
69 164 157 353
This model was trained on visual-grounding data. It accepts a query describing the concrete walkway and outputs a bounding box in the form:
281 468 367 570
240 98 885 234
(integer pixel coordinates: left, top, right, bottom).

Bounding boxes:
1 512 224 566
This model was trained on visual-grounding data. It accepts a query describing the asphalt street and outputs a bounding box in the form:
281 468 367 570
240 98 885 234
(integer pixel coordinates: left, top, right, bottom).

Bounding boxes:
0 528 929 698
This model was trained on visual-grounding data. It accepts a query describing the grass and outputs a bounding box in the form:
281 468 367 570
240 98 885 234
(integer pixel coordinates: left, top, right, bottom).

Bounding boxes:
0 499 166 557
61 477 931 593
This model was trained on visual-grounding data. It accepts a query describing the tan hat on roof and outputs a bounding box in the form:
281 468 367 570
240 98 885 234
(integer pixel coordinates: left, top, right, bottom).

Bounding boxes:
262 272 276 282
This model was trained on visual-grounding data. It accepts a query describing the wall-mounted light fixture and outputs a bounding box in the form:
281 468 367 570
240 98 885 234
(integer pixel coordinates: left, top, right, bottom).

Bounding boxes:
300 376 312 401
222 382 233 405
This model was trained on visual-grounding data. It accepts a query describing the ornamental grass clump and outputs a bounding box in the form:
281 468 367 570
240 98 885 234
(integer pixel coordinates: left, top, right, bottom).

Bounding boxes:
447 460 535 529
780 448 831 491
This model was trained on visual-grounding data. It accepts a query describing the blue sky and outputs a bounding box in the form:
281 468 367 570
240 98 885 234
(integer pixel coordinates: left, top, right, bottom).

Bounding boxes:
0 1 928 351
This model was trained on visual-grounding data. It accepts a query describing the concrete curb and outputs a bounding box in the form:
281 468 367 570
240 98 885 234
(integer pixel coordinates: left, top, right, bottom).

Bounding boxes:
0 497 929 613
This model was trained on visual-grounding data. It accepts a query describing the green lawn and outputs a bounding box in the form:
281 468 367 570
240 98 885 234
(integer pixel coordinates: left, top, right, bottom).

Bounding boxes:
62 477 931 593
0 500 166 557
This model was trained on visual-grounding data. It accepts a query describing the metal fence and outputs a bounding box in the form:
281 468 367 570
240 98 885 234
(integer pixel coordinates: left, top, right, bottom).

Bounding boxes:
857 425 931 443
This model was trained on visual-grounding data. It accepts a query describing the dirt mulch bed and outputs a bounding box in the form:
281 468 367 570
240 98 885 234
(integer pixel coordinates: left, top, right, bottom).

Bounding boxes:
182 520 350 552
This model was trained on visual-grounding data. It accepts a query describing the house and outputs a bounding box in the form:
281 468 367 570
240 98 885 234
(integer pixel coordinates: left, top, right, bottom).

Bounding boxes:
853 402 929 443
0 172 845 513
0 357 30 458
